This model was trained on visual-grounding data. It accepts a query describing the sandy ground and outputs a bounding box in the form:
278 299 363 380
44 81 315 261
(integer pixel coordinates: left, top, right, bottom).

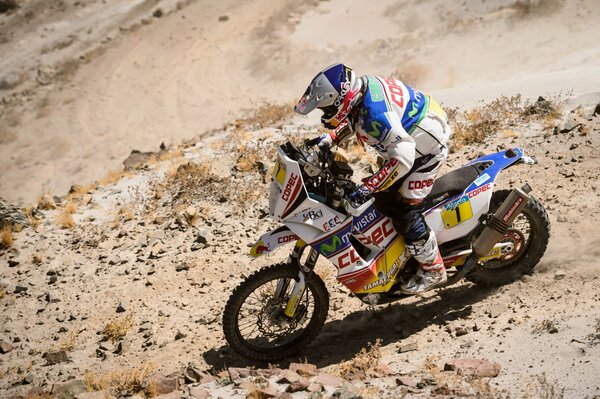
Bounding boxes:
2 0 600 204
1 0 600 398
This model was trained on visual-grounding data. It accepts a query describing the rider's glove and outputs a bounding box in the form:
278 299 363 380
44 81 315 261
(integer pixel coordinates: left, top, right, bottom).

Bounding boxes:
350 185 372 202
316 133 333 150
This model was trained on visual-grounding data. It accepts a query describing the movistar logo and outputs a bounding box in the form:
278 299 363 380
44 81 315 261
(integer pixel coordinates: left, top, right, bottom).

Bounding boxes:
408 103 419 118
369 121 383 138
320 235 343 256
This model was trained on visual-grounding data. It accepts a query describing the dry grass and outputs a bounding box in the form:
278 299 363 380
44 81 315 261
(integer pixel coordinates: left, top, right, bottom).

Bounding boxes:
335 339 382 380
66 183 96 201
525 373 565 399
102 313 134 342
236 145 261 172
158 147 184 162
98 169 123 186
532 319 558 334
84 362 156 397
448 95 561 150
24 207 42 230
55 201 77 229
0 224 14 249
53 331 78 352
237 102 294 129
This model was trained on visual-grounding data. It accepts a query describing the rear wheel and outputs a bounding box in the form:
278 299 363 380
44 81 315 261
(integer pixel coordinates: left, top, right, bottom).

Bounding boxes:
467 189 550 285
222 263 329 362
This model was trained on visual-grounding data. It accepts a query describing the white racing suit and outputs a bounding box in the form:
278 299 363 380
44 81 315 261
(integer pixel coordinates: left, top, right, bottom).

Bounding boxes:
327 76 452 271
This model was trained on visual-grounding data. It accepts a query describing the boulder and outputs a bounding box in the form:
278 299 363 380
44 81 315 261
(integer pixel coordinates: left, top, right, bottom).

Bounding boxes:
51 380 86 399
444 358 501 377
0 196 29 227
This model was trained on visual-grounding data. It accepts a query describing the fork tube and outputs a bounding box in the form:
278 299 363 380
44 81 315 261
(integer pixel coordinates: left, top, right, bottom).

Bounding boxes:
284 273 306 317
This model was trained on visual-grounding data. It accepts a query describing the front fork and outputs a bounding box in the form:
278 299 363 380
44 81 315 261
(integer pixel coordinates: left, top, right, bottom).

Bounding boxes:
275 240 319 318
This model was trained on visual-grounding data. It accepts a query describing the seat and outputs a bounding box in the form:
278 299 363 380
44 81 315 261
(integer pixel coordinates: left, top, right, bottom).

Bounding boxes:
423 165 480 209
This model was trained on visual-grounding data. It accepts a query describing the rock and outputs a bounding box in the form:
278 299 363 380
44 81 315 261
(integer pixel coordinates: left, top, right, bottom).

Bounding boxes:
37 64 56 85
557 215 568 223
289 362 317 377
176 262 190 272
194 231 208 245
116 303 127 313
548 325 559 334
174 330 187 340
276 369 301 384
554 270 566 280
593 103 600 116
307 382 323 393
286 377 310 393
368 363 392 378
76 391 116 399
51 379 86 399
14 285 28 293
118 227 128 238
444 358 501 377
184 365 214 384
0 70 26 90
123 150 157 170
150 373 179 395
489 303 507 318
153 8 163 18
154 391 183 399
228 367 252 383
398 342 418 353
218 15 229 22
396 376 419 388
455 327 469 337
46 291 60 303
330 384 363 399
44 350 69 365
188 386 209 399
8 259 19 267
0 340 15 354
313 373 343 388
0 196 29 227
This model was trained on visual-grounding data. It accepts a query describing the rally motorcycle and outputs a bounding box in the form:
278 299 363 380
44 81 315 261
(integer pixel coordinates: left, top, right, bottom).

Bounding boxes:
223 139 550 361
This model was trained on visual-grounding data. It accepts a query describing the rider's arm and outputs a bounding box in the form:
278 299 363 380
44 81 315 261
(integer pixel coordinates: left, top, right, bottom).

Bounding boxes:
318 120 353 148
362 112 416 193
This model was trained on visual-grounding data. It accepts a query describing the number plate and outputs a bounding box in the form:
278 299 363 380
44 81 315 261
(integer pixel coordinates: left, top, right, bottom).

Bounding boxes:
441 200 473 228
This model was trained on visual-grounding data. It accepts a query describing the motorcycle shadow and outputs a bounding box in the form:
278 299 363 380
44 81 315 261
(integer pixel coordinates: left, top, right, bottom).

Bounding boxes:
203 282 497 370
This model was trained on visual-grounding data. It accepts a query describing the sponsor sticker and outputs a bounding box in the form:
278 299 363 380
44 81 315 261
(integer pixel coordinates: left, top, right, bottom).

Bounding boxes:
473 173 490 187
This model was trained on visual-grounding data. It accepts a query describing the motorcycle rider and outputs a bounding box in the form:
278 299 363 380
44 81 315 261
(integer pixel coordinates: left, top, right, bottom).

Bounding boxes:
294 63 452 294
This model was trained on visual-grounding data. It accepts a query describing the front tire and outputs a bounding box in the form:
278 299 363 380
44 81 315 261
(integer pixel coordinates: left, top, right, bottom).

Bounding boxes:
222 263 329 362
467 189 551 285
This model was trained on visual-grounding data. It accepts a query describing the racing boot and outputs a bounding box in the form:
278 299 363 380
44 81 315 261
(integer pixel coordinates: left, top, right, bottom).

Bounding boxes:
401 231 447 294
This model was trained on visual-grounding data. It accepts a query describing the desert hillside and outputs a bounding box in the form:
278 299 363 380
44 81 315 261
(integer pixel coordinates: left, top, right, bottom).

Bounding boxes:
1 1 600 398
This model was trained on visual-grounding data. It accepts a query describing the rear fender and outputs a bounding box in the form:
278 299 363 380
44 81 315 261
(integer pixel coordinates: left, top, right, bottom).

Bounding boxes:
249 226 299 258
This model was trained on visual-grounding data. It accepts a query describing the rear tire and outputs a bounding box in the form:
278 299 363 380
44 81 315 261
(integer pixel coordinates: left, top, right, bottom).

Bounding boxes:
466 189 550 285
222 263 329 362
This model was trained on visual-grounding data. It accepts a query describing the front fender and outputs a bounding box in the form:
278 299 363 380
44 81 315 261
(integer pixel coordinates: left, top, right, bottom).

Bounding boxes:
249 226 299 258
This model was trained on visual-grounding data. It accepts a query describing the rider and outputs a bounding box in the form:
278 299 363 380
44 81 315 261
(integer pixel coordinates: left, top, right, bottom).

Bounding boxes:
294 63 452 294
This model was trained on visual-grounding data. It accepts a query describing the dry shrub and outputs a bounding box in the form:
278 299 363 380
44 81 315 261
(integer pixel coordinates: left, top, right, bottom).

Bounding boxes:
532 319 558 334
67 183 96 201
236 145 260 172
449 95 562 150
102 313 134 342
335 339 382 380
98 169 123 186
237 102 294 129
0 224 14 249
525 373 565 399
54 331 78 352
55 201 77 229
24 207 42 230
158 147 184 162
112 207 134 229
84 362 156 397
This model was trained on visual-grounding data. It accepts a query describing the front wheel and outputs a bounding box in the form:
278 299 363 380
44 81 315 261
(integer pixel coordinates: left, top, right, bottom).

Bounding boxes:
467 189 551 285
222 263 329 362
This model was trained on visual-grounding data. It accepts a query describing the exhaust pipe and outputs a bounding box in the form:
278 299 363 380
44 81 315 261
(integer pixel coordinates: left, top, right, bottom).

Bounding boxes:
472 184 531 258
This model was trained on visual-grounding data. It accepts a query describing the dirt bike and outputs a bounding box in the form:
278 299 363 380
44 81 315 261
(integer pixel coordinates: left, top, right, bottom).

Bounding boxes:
223 139 550 361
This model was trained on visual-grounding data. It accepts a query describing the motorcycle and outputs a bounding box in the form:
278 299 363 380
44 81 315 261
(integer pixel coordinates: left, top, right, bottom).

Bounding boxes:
223 139 550 361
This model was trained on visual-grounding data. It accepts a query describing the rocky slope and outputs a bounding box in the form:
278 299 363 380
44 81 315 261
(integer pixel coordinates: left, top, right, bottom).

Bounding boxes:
1 97 599 398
